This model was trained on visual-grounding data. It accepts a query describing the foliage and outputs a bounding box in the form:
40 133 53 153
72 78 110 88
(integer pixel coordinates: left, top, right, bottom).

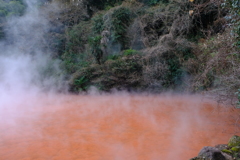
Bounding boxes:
0 25 4 39
123 49 138 56
106 49 139 61
92 14 104 34
86 0 124 10
111 58 142 75
187 31 205 43
88 35 102 48
176 44 194 61
62 50 92 74
235 89 240 108
137 0 169 6
66 27 82 52
73 76 89 92
47 0 239 94
164 54 183 87
223 0 240 48
107 54 119 60
62 22 92 73
0 0 26 40
88 35 103 64
0 0 25 18
111 7 132 49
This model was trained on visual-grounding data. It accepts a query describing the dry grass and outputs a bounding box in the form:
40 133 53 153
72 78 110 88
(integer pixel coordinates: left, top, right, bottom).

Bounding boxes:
142 46 169 87
189 26 240 103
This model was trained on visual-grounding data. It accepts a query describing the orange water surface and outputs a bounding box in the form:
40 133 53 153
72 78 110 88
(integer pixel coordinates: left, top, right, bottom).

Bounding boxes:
0 94 239 160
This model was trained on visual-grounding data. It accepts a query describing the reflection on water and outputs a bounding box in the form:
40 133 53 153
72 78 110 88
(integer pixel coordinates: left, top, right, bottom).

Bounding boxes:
0 94 239 160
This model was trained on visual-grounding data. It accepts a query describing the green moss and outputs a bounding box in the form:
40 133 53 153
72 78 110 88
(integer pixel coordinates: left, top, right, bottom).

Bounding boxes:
222 149 233 154
123 49 138 56
231 146 240 152
228 135 240 147
107 55 119 60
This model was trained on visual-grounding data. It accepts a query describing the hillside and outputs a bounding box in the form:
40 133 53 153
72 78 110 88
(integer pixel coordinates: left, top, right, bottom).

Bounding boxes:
1 0 240 99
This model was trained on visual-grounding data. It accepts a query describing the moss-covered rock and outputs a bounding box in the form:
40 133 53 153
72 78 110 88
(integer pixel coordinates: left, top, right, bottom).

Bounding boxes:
228 135 240 147
222 149 233 154
215 144 229 151
197 146 226 160
231 146 240 152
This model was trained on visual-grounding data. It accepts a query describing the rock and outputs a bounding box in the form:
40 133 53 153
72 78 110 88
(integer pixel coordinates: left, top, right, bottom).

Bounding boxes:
190 157 210 160
190 136 240 160
198 146 227 160
222 153 234 160
228 135 240 147
215 144 229 151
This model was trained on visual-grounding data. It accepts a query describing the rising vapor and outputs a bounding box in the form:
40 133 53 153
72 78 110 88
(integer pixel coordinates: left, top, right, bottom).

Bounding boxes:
0 1 238 160
0 0 66 95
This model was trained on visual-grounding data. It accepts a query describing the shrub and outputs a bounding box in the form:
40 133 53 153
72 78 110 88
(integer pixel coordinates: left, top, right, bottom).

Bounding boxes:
88 35 103 64
0 0 25 18
82 0 124 10
223 0 240 47
175 44 194 61
111 7 132 49
88 35 102 47
73 76 89 92
137 0 169 6
123 49 138 56
236 89 240 108
92 14 104 34
164 53 183 87
107 55 119 60
62 22 92 73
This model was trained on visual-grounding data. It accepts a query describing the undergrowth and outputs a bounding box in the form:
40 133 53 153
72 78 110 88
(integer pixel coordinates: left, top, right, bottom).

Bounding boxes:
111 7 132 49
41 0 240 96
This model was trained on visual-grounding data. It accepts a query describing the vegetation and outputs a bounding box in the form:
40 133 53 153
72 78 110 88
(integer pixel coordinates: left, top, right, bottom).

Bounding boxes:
92 14 104 34
88 35 103 64
61 21 92 73
236 89 240 108
123 49 139 56
2 0 240 101
0 0 26 39
223 0 240 48
111 7 132 49
85 0 125 10
137 0 169 6
0 0 25 18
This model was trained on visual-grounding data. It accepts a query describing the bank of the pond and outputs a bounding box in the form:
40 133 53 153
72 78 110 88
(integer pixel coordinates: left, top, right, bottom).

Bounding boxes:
190 135 240 160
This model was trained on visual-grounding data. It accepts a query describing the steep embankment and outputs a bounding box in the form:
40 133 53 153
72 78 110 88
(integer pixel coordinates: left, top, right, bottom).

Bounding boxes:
42 0 239 97
0 0 239 97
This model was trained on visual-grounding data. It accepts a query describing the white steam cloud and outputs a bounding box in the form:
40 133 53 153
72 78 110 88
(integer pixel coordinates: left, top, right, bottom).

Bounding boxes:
0 1 237 160
0 0 65 96
0 0 66 131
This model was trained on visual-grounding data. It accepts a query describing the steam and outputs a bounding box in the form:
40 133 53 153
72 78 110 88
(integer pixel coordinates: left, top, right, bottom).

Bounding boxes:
1 94 237 160
0 0 65 95
0 1 238 160
0 0 67 141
